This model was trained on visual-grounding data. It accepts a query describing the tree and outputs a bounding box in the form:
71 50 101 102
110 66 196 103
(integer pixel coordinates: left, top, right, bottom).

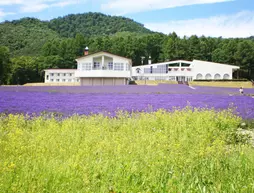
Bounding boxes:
10 56 39 84
0 46 10 84
235 40 254 79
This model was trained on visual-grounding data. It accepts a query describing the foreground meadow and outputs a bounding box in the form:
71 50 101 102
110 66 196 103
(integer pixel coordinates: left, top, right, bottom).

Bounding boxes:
1 109 254 192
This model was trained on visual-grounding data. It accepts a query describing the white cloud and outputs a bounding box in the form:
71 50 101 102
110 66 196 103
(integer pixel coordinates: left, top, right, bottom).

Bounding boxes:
19 1 80 13
0 0 24 5
0 0 83 13
0 0 55 6
52 0 77 7
0 9 15 20
20 3 49 13
145 11 254 38
101 0 233 15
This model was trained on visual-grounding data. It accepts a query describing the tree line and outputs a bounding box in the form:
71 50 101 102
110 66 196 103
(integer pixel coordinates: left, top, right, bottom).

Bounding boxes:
1 32 254 85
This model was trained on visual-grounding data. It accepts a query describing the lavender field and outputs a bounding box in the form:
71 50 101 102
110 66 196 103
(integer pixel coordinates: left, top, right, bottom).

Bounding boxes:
1 84 253 119
1 84 254 192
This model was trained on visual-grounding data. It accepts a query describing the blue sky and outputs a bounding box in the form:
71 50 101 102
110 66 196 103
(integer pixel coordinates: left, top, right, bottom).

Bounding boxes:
1 0 254 38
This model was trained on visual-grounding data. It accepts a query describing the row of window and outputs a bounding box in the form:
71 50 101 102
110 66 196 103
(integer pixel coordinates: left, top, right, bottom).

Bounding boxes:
79 62 129 71
49 79 74 82
196 73 230 80
49 73 73 77
133 76 193 81
137 65 192 74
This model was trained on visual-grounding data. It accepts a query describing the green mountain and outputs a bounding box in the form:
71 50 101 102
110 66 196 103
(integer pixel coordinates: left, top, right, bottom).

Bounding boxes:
0 18 61 56
48 12 152 37
0 13 153 56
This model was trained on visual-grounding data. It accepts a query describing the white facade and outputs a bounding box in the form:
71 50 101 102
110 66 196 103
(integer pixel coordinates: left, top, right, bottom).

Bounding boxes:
75 51 132 85
44 69 79 83
44 51 132 86
132 59 240 81
44 55 240 84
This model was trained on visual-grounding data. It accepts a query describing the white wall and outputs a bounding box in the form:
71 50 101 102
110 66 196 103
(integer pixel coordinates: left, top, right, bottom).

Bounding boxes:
75 70 131 78
44 70 78 83
76 52 132 78
191 60 239 80
132 60 239 80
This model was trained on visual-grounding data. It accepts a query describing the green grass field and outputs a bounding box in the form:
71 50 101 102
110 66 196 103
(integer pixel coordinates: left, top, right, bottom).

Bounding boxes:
1 109 254 192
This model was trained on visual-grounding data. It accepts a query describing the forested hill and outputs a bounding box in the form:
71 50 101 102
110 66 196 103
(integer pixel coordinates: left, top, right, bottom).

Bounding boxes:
48 12 152 37
0 13 152 56
0 18 61 56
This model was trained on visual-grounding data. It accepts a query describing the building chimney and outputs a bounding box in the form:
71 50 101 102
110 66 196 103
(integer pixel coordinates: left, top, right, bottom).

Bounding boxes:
148 56 152 65
84 46 89 56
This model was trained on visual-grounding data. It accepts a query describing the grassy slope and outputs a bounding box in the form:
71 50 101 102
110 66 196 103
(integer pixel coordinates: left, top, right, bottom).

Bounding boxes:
1 109 254 192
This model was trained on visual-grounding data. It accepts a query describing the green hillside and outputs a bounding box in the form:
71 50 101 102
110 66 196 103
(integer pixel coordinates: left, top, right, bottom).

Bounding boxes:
0 18 61 56
0 13 152 56
48 12 152 37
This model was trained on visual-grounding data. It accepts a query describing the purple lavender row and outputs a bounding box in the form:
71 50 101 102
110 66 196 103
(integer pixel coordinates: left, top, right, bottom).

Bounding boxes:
0 85 253 95
0 91 253 119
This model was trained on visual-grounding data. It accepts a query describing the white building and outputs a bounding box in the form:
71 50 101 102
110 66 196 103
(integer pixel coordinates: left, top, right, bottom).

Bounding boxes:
44 51 240 85
44 51 132 86
75 51 132 86
132 59 240 81
44 69 79 83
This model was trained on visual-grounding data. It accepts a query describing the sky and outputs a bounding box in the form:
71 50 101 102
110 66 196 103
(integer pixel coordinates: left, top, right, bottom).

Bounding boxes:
0 0 254 38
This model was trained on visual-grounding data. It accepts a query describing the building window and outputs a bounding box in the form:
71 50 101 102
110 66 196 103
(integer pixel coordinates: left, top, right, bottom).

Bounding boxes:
63 79 65 82
126 63 130 71
205 73 212 79
56 79 60 82
168 63 180 67
50 79 54 82
136 68 141 74
150 66 153 74
93 62 101 70
181 62 191 67
196 73 203 80
70 73 72 76
114 63 124 71
223 74 230 79
50 73 54 76
214 74 221 79
82 63 92 71
63 73 66 76
108 62 113 70
57 73 60 76
68 79 72 82
46 75 49 80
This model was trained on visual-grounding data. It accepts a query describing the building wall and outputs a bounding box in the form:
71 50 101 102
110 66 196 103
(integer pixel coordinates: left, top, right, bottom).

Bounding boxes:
44 71 79 83
191 60 236 80
80 78 127 86
77 54 131 71
132 60 239 81
76 53 132 78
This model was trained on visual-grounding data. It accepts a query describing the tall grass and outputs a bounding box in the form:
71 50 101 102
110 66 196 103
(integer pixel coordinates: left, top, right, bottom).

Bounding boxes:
0 108 254 192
